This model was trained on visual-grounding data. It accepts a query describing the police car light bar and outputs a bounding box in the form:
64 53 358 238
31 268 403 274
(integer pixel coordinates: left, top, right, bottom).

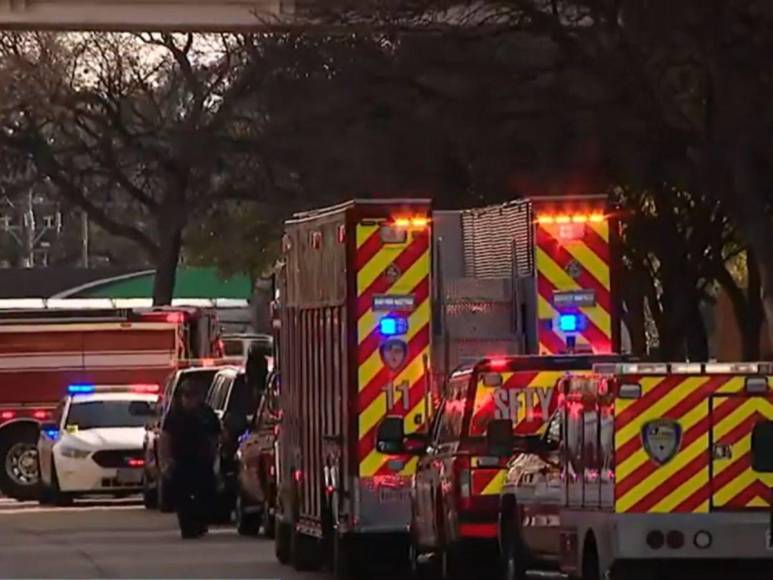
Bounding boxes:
68 384 160 395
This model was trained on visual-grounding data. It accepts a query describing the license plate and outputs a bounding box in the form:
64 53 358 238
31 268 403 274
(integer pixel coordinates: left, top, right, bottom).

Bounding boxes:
378 487 409 503
116 468 142 485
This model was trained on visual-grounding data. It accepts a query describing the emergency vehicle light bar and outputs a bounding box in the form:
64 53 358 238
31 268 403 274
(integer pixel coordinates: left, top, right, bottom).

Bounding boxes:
593 362 773 375
536 213 606 225
68 384 161 395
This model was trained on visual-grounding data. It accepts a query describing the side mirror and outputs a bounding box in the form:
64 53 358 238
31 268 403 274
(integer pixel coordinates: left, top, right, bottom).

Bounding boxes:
486 419 514 457
751 421 773 472
376 416 405 454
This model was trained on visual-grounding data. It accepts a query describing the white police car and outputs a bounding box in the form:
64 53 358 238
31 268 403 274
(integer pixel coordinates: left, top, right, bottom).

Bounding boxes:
37 384 159 504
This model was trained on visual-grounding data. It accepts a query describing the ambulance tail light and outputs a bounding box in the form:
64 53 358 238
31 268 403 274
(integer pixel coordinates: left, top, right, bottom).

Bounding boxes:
454 456 472 509
0 410 15 420
130 384 161 394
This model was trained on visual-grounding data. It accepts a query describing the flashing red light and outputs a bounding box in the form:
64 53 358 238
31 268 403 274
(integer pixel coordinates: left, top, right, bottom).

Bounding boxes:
488 358 509 370
1 410 15 420
32 411 48 420
326 485 335 495
127 458 145 468
293 469 303 483
131 384 160 394
165 312 184 324
200 358 215 367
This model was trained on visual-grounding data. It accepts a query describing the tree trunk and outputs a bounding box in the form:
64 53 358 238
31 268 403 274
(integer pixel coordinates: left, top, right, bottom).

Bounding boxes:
153 227 182 306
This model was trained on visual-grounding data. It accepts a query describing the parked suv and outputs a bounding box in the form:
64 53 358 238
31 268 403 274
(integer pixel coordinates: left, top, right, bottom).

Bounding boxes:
206 367 257 519
233 372 280 536
142 366 222 510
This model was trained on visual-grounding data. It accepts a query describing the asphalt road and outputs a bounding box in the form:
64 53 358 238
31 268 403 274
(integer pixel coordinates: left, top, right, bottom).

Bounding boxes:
0 497 319 579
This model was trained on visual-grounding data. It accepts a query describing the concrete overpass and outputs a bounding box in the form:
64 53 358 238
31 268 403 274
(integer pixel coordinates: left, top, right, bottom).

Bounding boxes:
0 0 305 31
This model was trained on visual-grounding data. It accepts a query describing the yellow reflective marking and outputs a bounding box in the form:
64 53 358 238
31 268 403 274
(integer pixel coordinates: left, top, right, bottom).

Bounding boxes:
588 221 609 242
650 466 710 514
358 347 429 436
562 241 610 291
357 224 379 248
536 247 611 336
481 470 507 495
360 449 386 477
357 298 430 390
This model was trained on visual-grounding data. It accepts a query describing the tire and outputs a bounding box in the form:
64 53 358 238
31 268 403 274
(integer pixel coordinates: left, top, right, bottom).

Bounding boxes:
581 535 600 580
292 526 320 572
274 519 292 565
142 474 158 510
0 427 42 501
333 532 362 580
234 492 261 536
261 499 276 539
158 476 174 513
501 517 528 580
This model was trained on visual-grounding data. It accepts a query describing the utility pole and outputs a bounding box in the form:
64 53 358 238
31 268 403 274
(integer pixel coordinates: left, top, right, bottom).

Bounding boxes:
81 211 89 268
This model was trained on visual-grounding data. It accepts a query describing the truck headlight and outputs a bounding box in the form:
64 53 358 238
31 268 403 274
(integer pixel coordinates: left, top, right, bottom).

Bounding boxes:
59 445 91 459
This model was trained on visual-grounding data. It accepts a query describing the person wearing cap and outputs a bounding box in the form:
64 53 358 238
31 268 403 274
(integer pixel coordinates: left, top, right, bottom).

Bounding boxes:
160 381 221 539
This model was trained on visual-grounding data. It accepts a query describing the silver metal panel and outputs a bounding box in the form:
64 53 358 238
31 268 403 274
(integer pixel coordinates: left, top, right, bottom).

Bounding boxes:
355 480 412 533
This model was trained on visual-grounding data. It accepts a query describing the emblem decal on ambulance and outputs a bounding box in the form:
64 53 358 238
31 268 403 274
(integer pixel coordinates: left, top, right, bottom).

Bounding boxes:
641 419 682 465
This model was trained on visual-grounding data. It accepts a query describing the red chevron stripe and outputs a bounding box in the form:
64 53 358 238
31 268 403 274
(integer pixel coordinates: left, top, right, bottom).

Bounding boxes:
536 226 612 313
502 371 541 389
673 450 753 512
615 376 730 464
358 373 427 461
357 278 429 365
627 448 709 513
357 323 430 413
581 224 611 265
537 274 611 344
615 394 746 499
356 233 429 319
356 228 384 270
615 375 688 430
472 469 500 495
724 480 772 509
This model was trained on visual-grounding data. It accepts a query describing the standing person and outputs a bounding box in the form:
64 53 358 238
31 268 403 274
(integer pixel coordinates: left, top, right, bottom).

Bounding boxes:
160 382 221 539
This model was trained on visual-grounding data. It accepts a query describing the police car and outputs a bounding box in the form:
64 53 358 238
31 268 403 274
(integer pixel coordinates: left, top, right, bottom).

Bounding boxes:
37 384 159 504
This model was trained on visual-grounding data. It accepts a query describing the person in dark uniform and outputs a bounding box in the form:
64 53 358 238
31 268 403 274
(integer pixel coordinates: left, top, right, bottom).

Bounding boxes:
160 382 221 539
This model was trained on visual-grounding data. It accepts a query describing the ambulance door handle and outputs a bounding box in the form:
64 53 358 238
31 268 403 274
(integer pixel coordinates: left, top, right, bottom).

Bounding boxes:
713 443 732 460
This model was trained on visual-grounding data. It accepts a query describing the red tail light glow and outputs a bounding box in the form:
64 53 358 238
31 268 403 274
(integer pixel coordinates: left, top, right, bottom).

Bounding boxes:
131 384 160 394
1 410 15 420
127 458 145 468
32 411 48 420
165 312 184 324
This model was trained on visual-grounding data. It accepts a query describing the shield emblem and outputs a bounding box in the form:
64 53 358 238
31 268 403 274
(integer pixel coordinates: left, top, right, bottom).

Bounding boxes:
565 259 582 280
641 419 682 465
385 263 401 283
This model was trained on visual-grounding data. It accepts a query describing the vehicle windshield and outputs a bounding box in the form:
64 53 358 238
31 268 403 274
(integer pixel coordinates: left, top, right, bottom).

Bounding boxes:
65 400 150 430
172 370 217 404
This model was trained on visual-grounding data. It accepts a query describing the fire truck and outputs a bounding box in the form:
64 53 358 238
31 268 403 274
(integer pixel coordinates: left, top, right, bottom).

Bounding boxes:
271 195 623 578
0 307 221 500
499 361 773 580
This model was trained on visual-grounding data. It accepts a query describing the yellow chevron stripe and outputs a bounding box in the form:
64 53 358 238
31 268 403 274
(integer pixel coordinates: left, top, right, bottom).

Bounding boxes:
562 241 610 291
357 250 430 342
358 298 430 390
536 247 611 336
649 465 710 513
481 470 507 495
358 345 430 438
357 224 379 248
588 221 609 243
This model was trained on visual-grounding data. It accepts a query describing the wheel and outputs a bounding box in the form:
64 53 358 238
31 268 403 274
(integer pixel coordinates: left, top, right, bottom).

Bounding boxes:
261 498 276 538
158 476 174 513
582 536 600 580
292 526 320 571
234 492 261 536
274 519 292 565
0 428 42 500
142 474 158 510
501 517 528 580
333 532 362 580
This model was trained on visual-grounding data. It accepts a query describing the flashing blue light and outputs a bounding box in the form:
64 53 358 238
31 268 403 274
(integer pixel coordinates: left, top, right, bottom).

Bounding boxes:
559 314 579 333
68 384 95 394
380 317 398 336
379 316 408 337
44 429 59 440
